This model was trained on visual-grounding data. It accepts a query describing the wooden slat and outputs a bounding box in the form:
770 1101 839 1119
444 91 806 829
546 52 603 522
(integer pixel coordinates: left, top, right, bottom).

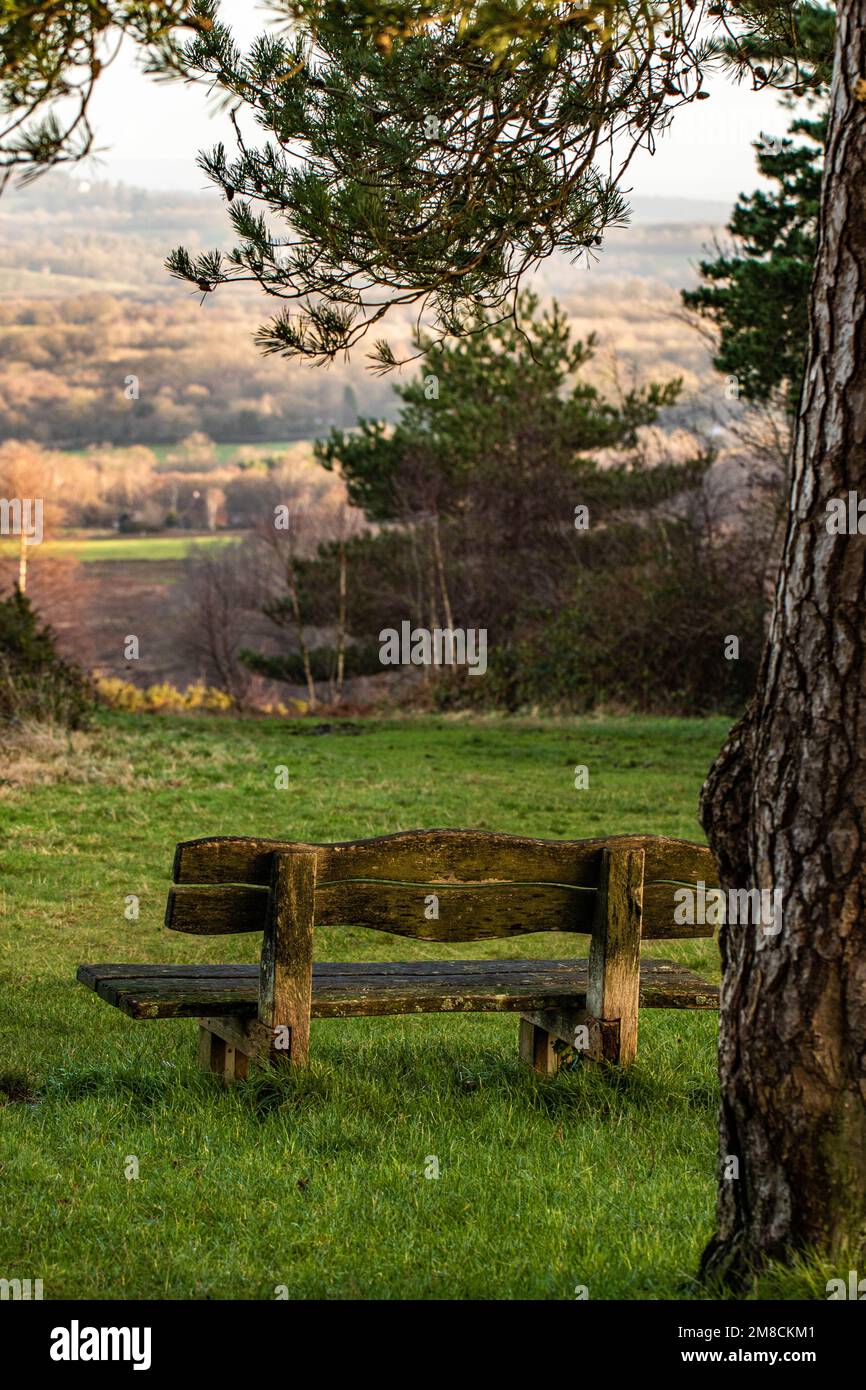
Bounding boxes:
172 829 602 886
642 890 715 938
321 830 604 885
318 880 595 938
78 959 598 982
78 963 256 982
165 885 266 935
164 878 711 941
172 829 717 888
91 975 256 1017
77 959 719 1021
165 880 594 939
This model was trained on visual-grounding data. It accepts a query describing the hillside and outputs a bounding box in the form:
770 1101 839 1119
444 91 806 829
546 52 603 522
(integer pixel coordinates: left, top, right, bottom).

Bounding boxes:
0 174 728 449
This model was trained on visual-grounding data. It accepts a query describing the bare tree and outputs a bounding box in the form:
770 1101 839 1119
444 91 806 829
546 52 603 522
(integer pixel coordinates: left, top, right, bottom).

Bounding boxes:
183 540 261 708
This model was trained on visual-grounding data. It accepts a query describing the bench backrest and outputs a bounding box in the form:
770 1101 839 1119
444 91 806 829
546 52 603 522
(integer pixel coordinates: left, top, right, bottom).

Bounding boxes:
166 829 718 1066
166 829 717 942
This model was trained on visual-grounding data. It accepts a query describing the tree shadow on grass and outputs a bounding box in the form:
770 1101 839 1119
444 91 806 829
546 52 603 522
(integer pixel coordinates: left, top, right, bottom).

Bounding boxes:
44 1063 183 1111
0 1069 40 1104
40 1035 716 1134
526 1060 666 1123
228 1068 334 1119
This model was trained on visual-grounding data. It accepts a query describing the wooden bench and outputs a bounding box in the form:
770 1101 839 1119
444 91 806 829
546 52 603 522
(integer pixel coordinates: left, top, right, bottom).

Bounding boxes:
77 829 719 1081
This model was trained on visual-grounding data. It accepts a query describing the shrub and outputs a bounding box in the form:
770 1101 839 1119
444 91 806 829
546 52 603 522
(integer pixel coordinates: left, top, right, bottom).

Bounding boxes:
474 516 765 715
0 587 93 729
95 678 237 713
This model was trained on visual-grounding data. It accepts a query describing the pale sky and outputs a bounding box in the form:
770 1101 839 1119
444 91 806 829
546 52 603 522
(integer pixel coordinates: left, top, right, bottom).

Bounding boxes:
88 0 794 209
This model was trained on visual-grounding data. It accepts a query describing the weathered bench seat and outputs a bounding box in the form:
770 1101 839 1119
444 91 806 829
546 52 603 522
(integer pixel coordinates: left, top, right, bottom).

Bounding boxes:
78 958 719 1020
77 829 720 1081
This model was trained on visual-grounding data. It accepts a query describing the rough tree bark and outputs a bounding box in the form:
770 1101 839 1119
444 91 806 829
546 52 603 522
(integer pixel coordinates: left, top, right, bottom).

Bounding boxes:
700 0 866 1283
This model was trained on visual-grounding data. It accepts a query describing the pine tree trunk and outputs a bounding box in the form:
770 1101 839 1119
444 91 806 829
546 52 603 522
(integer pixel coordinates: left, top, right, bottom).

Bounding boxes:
700 0 866 1282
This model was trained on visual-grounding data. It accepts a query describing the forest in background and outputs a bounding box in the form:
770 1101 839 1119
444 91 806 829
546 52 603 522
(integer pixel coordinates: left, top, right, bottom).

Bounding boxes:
0 174 724 448
0 172 786 715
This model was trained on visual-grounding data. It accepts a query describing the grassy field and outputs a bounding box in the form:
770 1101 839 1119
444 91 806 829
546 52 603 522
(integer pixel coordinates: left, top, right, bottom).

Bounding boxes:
0 533 235 563
148 441 307 467
0 713 829 1300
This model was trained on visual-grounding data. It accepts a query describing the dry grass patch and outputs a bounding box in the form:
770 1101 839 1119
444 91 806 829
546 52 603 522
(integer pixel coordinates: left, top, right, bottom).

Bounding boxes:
0 720 135 791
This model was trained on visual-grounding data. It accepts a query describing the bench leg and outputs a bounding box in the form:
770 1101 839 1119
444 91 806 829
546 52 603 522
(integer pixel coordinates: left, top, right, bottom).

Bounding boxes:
587 846 644 1067
198 1025 249 1083
259 851 315 1070
519 1017 559 1075
520 1008 620 1067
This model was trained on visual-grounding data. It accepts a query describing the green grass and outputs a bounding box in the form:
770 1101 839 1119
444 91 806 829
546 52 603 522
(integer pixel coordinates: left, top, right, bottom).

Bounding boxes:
0 713 830 1300
155 440 305 467
0 533 235 563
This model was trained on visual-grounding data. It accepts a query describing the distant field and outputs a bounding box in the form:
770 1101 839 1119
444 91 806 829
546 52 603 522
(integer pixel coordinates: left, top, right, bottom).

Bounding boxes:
1 533 237 563
58 441 312 467
152 440 306 467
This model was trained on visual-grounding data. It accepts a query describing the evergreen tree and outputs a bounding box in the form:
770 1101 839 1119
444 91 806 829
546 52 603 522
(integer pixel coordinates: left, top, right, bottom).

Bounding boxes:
240 294 712 705
683 117 823 413
681 4 833 413
315 292 689 531
0 586 92 727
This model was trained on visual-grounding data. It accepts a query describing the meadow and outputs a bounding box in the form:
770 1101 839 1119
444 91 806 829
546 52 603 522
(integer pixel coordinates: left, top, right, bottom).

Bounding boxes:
0 713 828 1300
0 533 234 564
